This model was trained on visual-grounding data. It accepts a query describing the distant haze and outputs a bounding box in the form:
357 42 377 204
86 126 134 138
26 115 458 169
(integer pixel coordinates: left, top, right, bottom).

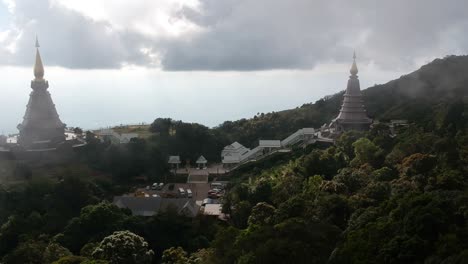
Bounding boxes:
0 63 406 134
0 0 466 133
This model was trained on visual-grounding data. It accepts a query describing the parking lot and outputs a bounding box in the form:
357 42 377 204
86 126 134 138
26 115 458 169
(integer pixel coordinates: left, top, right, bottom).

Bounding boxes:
137 182 211 202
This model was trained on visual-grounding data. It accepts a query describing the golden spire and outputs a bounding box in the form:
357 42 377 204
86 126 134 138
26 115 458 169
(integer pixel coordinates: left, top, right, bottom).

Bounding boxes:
34 36 44 80
350 50 358 76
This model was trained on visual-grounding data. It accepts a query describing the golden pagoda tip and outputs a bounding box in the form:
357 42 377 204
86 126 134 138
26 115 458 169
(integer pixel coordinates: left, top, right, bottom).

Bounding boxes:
350 51 358 75
33 37 44 80
35 35 40 48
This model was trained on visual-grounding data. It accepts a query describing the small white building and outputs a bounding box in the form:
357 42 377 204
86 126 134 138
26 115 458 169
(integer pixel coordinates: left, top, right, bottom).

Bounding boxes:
221 142 250 158
259 140 282 155
221 142 250 167
6 135 18 144
168 155 181 169
196 155 208 169
203 204 222 216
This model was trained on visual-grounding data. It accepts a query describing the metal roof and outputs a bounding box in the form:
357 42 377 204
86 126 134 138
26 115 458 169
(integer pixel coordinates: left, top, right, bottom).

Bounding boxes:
203 204 222 216
259 140 281 148
168 155 181 164
196 155 207 164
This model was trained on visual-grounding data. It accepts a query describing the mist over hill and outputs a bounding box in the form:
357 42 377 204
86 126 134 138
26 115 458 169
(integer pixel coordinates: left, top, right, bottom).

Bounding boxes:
215 55 468 147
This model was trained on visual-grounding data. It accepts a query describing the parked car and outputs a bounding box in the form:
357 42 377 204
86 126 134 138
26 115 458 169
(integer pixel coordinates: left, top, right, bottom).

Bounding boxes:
208 193 219 199
202 198 214 206
187 189 193 198
178 188 186 197
211 183 225 189
208 189 223 195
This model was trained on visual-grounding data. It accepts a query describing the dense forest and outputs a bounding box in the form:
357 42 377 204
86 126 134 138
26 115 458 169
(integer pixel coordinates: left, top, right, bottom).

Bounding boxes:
0 55 467 263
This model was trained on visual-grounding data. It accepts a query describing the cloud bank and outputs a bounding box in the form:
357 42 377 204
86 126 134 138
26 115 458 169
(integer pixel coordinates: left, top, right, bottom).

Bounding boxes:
0 0 467 71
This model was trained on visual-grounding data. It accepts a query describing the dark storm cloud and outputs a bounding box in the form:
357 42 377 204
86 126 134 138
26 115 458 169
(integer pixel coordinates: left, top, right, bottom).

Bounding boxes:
1 0 152 69
1 0 468 70
161 0 359 70
161 0 468 71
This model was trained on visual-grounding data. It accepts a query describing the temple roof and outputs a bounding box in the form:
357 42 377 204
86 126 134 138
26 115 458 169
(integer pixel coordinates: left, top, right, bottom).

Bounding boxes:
196 155 207 164
17 37 65 147
332 52 371 127
168 155 181 164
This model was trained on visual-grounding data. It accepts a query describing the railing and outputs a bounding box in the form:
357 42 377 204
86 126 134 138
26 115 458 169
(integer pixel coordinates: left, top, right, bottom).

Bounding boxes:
240 146 263 162
281 129 304 147
225 128 333 172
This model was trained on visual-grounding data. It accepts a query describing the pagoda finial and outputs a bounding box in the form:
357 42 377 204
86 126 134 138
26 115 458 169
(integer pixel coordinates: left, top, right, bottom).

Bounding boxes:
350 50 358 76
34 36 44 80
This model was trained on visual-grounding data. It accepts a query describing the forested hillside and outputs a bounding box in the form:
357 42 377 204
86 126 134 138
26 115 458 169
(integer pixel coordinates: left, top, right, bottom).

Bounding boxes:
187 124 468 263
0 55 467 263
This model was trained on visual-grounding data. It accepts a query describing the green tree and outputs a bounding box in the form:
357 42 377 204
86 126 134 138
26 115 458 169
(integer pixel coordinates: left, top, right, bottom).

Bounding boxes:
335 131 365 161
372 167 397 181
80 242 99 258
273 196 307 224
248 202 276 226
53 256 88 264
231 201 252 229
60 202 128 252
436 169 464 190
399 153 436 177
249 179 272 204
315 194 350 229
43 243 72 264
161 247 191 264
92 231 154 264
351 137 383 167
189 248 217 264
212 226 240 262
303 175 323 199
150 118 173 135
2 238 47 264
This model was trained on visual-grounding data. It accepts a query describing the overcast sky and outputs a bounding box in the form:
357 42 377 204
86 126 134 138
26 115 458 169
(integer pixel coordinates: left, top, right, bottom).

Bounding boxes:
0 0 467 133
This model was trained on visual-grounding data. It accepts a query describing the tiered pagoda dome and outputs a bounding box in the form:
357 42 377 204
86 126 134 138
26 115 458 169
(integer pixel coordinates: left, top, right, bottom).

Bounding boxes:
331 52 372 132
17 37 66 149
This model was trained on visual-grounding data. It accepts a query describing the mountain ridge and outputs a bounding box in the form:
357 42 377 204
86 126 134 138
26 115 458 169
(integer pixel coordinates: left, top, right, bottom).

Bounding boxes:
214 55 468 146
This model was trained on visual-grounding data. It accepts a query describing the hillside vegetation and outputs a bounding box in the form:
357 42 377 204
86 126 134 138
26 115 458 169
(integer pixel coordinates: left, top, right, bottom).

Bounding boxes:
0 55 467 263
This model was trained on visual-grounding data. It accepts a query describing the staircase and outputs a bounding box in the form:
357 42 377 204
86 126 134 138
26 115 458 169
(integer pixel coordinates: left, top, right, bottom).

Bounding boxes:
240 146 263 162
226 127 326 172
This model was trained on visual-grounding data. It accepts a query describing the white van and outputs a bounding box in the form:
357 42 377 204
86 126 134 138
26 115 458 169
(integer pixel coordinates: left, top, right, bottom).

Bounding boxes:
187 189 193 198
178 188 185 197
